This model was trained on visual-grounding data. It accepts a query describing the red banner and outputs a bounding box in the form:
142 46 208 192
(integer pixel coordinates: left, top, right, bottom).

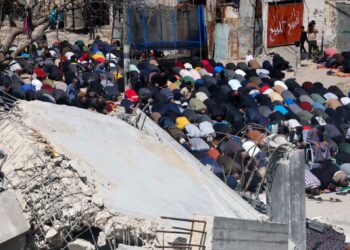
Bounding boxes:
267 3 304 47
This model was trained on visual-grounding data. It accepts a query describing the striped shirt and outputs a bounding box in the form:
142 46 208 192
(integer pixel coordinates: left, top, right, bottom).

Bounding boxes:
305 169 321 189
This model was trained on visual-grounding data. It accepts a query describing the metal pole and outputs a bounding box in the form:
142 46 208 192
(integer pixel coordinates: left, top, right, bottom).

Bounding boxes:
123 1 130 91
72 3 75 30
111 3 115 45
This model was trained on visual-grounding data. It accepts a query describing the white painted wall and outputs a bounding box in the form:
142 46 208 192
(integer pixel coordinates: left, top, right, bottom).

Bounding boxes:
303 0 337 48
262 0 336 49
303 0 326 27
303 0 326 46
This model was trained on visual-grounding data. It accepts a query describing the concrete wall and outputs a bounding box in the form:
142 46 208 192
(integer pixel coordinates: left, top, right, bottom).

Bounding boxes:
196 216 289 250
214 14 239 60
0 190 29 245
304 0 326 28
335 2 350 51
324 0 338 48
214 24 230 60
239 0 256 57
0 190 29 250
0 233 27 250
210 6 240 60
260 0 337 52
212 218 289 250
303 0 337 48
266 150 306 250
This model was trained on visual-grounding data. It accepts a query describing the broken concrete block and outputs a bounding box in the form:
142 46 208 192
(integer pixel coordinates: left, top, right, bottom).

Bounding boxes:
45 226 58 239
9 176 22 189
68 238 95 250
43 225 62 247
61 177 73 186
69 203 83 217
53 156 63 165
79 182 93 196
97 231 107 248
117 244 148 250
91 194 104 208
94 211 113 227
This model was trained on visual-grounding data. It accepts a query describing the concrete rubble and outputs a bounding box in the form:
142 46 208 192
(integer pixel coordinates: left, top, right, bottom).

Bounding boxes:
67 239 95 250
0 100 263 249
0 105 160 249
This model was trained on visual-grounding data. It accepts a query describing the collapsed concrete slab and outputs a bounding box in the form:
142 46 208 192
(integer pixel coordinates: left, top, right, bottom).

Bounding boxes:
0 101 263 248
17 101 259 221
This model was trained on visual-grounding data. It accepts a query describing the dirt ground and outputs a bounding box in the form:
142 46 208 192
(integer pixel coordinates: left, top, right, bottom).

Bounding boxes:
306 192 350 242
286 60 350 93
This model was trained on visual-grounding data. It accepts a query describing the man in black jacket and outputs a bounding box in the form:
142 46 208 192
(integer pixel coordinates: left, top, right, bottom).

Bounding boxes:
300 26 308 53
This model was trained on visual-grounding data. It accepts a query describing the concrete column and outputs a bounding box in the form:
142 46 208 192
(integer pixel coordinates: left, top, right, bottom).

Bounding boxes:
289 150 306 250
238 0 256 57
261 1 269 54
123 3 130 91
206 0 217 59
266 149 306 250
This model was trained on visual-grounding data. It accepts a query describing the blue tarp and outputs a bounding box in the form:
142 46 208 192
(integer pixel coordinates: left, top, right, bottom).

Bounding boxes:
128 5 207 50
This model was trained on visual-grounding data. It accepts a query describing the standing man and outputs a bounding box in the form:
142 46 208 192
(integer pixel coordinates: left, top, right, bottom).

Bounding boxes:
49 5 58 30
1 0 16 27
88 13 96 40
299 26 308 54
57 7 65 30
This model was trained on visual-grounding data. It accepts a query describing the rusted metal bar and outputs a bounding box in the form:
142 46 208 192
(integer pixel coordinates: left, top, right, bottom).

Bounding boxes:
155 244 206 248
188 221 194 248
168 243 206 247
172 227 206 234
156 230 191 235
159 216 207 250
160 216 206 223
155 247 195 249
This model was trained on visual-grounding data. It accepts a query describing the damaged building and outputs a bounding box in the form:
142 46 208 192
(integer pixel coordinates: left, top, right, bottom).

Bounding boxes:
198 0 348 60
0 101 297 249
51 0 349 59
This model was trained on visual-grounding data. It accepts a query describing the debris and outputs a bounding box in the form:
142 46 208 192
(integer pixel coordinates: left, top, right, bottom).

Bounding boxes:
67 238 95 250
118 244 149 249
43 225 61 247
0 104 162 248
0 101 263 249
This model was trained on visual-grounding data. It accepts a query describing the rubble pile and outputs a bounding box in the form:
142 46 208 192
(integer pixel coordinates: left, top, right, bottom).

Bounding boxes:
0 100 262 249
0 106 159 249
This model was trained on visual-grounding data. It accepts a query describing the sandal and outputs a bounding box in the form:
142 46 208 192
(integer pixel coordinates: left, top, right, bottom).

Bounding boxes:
336 192 347 196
